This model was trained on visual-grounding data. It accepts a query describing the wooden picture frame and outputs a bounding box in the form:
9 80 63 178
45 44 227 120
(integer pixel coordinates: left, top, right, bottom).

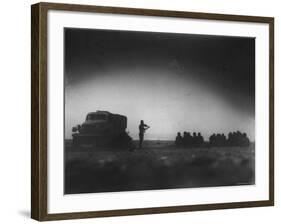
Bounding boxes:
31 2 274 221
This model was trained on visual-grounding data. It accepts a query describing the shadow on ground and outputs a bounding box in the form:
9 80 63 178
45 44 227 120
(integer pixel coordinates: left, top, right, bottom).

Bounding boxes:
64 140 255 194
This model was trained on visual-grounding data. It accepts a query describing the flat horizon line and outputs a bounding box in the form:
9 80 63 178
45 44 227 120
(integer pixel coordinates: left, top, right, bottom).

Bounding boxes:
64 139 255 143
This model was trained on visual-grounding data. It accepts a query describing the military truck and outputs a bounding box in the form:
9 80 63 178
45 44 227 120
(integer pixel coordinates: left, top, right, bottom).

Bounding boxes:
72 111 132 148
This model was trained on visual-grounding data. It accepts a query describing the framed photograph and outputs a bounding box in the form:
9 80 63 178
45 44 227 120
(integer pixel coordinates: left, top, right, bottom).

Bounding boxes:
31 2 274 221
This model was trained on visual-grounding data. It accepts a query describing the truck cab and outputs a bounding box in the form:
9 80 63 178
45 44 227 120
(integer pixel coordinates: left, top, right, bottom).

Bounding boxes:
72 111 130 148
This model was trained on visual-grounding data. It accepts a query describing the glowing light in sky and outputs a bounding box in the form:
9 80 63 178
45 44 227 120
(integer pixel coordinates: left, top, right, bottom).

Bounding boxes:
65 67 254 141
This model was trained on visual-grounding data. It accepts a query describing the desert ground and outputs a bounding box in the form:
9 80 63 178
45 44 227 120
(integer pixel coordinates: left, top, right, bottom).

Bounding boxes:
64 140 255 194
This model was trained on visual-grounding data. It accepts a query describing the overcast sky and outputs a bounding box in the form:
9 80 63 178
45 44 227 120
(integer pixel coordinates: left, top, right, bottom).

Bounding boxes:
64 28 255 141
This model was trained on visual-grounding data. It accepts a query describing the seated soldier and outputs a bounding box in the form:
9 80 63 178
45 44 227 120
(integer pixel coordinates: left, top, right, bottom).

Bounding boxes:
183 131 188 147
187 132 192 147
232 131 239 146
221 133 227 146
236 131 243 146
209 134 215 147
216 133 222 146
198 132 204 146
175 132 183 147
228 132 234 146
192 132 197 147
242 133 250 146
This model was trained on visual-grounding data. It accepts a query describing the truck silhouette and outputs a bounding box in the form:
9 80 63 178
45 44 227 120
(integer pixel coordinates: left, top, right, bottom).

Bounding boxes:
72 111 132 148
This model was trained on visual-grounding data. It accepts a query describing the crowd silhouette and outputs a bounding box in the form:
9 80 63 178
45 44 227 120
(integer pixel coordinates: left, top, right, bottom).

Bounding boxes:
175 132 204 148
175 131 250 148
209 131 250 147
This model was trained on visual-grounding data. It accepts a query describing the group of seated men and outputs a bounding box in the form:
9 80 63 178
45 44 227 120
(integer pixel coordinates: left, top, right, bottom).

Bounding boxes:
209 131 250 147
175 132 204 148
175 131 250 148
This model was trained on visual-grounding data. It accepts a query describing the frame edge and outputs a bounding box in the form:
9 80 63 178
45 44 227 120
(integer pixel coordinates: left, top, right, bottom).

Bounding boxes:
31 3 40 221
31 3 48 221
37 1 274 23
268 18 274 205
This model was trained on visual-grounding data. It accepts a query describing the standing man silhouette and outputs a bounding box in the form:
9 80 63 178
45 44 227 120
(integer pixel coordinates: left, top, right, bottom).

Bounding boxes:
139 120 150 149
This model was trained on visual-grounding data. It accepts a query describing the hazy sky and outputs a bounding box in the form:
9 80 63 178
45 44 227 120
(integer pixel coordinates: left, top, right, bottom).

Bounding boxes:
64 28 255 141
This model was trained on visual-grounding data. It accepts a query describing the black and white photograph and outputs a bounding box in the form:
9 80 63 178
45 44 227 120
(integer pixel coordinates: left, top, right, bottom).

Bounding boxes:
64 28 255 194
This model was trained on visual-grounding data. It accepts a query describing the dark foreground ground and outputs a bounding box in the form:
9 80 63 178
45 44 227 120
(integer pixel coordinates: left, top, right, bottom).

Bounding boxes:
64 140 255 194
